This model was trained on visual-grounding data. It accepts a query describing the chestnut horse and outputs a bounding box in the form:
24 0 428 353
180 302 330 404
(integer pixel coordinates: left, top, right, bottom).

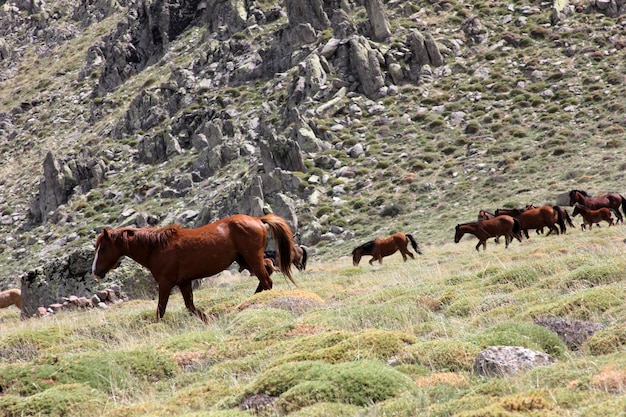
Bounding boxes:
455 215 522 251
352 232 422 266
524 204 575 235
495 205 567 238
92 213 296 323
0 289 21 310
572 203 615 230
478 209 502 243
569 190 625 223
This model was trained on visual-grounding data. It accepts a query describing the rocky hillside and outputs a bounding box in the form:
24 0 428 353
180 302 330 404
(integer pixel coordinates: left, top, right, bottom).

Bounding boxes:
0 0 624 288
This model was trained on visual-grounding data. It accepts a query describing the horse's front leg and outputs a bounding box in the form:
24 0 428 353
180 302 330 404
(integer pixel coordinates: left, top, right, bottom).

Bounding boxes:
179 281 209 323
156 282 173 322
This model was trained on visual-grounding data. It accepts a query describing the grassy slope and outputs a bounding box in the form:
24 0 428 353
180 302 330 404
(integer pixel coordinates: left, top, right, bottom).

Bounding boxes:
0 224 625 416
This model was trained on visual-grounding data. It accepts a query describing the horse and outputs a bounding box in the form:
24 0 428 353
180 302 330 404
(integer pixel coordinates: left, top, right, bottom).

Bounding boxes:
495 205 567 238
352 232 422 266
92 213 296 323
264 244 309 272
569 190 626 223
0 288 21 310
572 203 615 230
239 254 279 277
478 210 503 244
455 215 522 251
524 204 575 235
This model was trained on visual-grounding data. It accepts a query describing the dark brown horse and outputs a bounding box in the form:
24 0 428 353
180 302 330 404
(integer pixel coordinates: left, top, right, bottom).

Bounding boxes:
569 190 625 223
352 232 422 266
92 213 296 323
495 205 567 238
264 244 308 272
455 215 522 251
572 203 615 230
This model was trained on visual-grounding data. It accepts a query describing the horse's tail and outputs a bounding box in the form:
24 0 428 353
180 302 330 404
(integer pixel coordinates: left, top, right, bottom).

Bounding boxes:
406 234 423 255
512 218 523 242
611 208 621 218
562 207 575 227
300 246 308 270
553 206 567 234
261 214 297 286
620 195 626 221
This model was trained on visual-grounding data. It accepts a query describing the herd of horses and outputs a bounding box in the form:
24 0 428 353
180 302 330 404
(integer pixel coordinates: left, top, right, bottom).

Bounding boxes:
90 189 625 323
455 189 626 251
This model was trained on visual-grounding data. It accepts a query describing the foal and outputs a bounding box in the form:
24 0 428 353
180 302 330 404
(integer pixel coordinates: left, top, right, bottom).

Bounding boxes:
572 203 615 230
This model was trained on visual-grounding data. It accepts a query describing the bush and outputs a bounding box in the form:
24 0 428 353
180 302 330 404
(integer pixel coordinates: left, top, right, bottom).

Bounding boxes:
583 323 626 355
397 340 482 372
470 322 567 358
244 360 418 412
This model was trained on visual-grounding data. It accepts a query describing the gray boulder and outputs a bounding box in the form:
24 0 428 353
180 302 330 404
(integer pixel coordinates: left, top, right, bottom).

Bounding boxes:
474 346 557 377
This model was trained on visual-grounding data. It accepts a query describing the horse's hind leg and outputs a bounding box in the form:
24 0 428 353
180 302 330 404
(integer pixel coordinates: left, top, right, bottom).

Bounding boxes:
401 248 415 261
179 281 209 323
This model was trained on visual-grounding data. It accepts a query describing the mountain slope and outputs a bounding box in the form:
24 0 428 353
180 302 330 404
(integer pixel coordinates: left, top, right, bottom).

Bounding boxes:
0 0 624 284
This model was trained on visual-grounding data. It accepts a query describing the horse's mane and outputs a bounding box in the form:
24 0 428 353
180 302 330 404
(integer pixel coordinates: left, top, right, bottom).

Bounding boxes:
570 189 590 196
353 240 375 253
457 221 480 227
497 207 523 215
114 225 181 249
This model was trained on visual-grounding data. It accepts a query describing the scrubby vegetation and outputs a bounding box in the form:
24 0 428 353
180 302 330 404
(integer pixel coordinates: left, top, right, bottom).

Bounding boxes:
1 225 625 416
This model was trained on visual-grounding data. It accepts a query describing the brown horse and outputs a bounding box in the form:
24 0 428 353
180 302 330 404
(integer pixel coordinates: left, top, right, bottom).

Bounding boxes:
352 232 422 266
495 205 567 238
569 190 625 223
92 213 296 323
524 204 575 235
264 244 308 272
572 203 615 230
478 210 503 244
455 215 522 251
0 289 21 310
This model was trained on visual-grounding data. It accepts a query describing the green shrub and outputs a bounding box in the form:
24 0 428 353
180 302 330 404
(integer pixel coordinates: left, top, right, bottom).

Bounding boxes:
583 323 626 355
470 322 567 358
243 360 418 411
0 383 110 417
397 340 482 372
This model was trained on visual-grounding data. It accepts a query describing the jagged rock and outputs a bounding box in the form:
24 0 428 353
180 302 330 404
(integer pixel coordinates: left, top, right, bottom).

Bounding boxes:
462 16 488 45
330 7 357 39
0 37 12 61
349 35 385 99
285 0 330 30
407 30 444 67
30 152 106 224
365 0 391 42
474 346 557 377
20 248 97 318
588 0 625 17
96 0 205 95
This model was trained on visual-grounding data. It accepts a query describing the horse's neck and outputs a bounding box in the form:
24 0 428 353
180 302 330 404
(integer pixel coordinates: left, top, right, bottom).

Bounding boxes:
120 242 154 269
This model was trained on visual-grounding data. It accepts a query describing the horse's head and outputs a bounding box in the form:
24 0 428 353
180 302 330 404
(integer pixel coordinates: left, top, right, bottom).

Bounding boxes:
92 228 126 279
454 225 463 243
352 248 362 266
572 204 581 216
